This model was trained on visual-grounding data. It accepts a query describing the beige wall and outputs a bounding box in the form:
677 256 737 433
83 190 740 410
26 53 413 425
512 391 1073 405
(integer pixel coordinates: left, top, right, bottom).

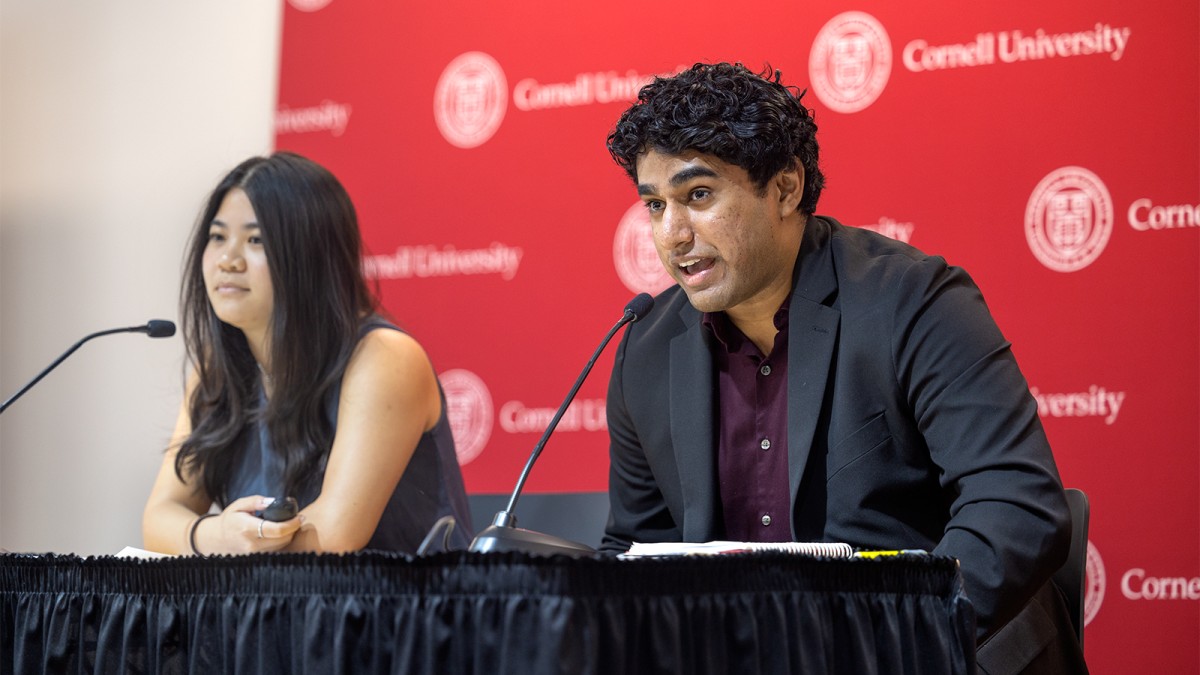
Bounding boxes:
0 2 282 555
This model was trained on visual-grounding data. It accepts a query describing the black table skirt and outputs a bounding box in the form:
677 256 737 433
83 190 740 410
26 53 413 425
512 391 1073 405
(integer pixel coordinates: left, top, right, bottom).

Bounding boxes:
1 550 976 675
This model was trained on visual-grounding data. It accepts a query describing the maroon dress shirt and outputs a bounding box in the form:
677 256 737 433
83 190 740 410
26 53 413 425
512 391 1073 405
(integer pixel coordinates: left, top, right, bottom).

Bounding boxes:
702 301 792 542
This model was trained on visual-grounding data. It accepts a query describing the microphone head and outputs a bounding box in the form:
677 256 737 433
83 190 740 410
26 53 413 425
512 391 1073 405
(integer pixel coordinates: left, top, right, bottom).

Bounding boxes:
145 320 176 338
624 293 655 322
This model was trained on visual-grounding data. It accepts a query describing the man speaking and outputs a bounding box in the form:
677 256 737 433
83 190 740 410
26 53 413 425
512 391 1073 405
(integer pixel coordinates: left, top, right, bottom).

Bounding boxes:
600 62 1086 674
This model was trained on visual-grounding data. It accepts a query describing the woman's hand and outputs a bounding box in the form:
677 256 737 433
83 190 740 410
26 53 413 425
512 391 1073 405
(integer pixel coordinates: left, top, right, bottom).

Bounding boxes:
209 496 305 553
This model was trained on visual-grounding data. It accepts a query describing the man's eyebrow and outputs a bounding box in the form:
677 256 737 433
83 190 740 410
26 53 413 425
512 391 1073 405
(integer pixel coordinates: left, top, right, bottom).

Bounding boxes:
636 165 720 196
669 165 719 186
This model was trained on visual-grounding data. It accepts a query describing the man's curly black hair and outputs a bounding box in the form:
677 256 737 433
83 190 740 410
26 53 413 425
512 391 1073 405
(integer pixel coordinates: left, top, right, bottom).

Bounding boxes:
607 62 825 215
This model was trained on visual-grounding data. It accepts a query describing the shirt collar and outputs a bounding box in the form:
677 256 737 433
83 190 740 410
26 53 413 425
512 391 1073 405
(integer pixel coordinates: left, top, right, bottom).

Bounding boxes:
701 289 794 354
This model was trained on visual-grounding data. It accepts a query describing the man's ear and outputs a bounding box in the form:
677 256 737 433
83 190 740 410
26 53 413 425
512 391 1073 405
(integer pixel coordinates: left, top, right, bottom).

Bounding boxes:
776 165 805 217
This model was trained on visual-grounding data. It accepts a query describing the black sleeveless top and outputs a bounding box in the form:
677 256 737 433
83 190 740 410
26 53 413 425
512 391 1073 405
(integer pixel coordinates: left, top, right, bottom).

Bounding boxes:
223 319 473 552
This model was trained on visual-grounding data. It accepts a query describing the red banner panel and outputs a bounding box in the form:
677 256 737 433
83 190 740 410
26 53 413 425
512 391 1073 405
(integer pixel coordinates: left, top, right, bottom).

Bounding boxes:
275 1 1199 671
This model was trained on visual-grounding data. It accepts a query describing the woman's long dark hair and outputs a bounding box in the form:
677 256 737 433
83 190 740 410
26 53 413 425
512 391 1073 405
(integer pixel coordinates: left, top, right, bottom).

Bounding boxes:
174 152 377 504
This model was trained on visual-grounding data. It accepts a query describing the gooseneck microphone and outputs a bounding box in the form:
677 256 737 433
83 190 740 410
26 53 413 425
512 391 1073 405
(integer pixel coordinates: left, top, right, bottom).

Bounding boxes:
469 293 654 556
0 320 177 415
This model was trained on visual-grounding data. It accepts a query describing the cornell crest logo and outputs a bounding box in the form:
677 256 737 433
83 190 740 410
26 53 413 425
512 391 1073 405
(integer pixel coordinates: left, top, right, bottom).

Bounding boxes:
613 202 675 296
439 368 493 465
809 12 893 113
1084 541 1106 626
434 52 508 148
1025 166 1113 272
288 0 333 11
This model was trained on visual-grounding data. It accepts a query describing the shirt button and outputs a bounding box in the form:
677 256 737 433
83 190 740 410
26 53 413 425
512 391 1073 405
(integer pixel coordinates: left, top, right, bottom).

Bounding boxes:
760 438 771 450
761 514 772 526
760 364 772 376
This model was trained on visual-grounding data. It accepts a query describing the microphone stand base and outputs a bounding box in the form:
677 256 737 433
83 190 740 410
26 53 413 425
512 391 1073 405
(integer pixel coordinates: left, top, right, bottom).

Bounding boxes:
468 524 596 557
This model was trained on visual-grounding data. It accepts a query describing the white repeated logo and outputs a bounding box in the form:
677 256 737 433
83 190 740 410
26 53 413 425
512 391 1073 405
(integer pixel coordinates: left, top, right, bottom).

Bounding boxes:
434 52 508 149
902 24 1133 73
1084 541 1105 626
613 201 675 296
1121 568 1200 600
288 0 333 11
1025 166 1113 272
1128 198 1200 231
439 369 493 465
809 12 893 113
1029 385 1126 425
854 216 915 243
363 243 523 281
275 100 352 137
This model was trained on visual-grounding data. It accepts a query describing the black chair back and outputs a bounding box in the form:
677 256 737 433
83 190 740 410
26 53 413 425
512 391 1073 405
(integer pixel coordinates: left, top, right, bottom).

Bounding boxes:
1052 487 1090 648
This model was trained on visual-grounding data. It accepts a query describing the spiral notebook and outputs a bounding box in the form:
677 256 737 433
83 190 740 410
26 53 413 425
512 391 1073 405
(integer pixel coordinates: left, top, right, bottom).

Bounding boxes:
620 540 854 558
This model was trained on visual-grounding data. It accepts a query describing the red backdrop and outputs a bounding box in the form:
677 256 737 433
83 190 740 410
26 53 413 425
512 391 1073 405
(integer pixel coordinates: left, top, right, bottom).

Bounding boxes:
274 0 1199 671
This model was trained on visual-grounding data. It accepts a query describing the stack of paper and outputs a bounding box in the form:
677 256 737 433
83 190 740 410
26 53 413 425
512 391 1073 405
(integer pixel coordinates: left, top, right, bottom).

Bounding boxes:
621 541 854 558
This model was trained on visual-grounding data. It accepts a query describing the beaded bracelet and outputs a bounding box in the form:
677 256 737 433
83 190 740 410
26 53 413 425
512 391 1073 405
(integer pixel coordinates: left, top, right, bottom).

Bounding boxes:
188 513 218 556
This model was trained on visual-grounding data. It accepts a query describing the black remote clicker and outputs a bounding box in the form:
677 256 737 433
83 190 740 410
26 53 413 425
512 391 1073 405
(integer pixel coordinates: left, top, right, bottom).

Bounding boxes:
258 496 299 522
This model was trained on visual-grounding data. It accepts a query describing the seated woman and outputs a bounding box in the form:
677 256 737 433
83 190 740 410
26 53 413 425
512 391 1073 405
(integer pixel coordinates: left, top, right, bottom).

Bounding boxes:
142 152 472 555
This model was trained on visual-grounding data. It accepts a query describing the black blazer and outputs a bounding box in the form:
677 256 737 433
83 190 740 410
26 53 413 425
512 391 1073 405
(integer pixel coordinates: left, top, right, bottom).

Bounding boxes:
603 216 1079 668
